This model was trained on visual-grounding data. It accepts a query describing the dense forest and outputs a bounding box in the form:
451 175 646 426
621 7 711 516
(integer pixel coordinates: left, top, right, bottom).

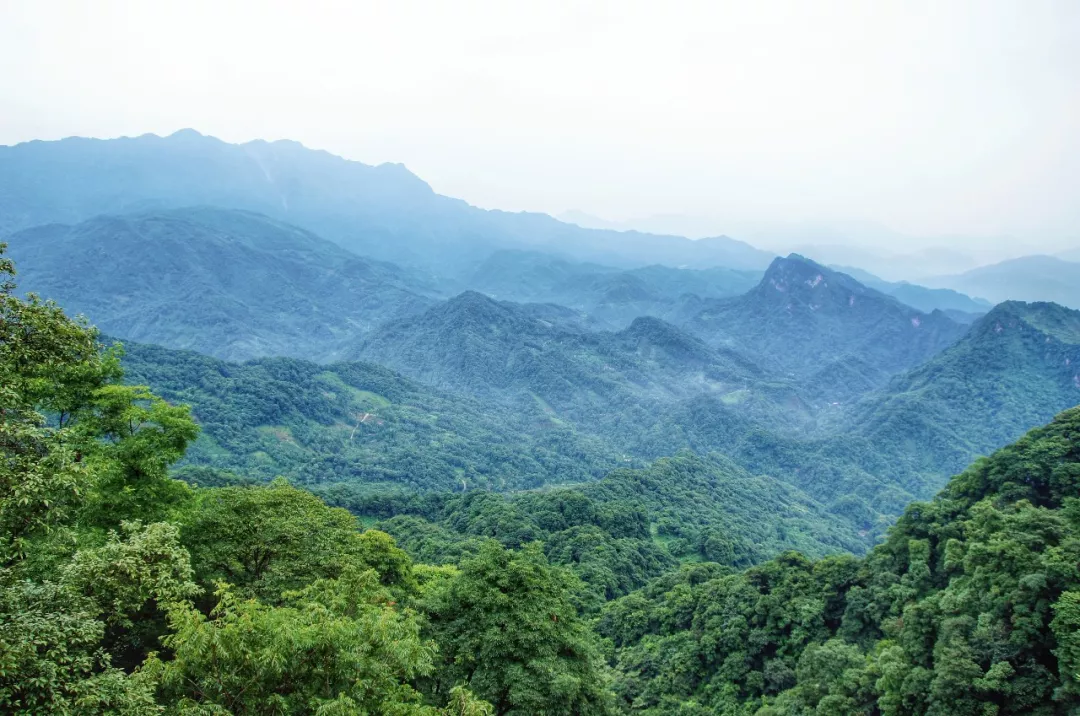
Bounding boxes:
5 226 1080 714
113 278 1080 544
3 130 1080 715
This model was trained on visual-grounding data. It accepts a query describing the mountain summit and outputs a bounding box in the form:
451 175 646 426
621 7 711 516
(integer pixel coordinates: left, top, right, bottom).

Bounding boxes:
686 255 967 396
750 253 884 311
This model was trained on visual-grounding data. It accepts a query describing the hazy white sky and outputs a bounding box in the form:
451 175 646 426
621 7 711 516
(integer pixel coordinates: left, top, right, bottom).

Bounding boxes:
1 0 1078 252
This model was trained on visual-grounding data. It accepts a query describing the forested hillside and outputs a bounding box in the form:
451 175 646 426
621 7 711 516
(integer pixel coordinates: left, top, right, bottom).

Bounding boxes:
600 405 1080 714
5 241 1080 714
845 300 1080 480
322 451 869 608
119 339 625 491
352 290 763 404
5 207 437 360
114 287 1080 537
119 334 872 561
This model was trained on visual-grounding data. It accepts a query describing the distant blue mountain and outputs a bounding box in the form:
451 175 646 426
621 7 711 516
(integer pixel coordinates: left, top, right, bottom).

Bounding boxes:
829 264 991 316
0 130 775 273
924 255 1080 310
686 256 968 397
4 207 437 361
461 249 762 328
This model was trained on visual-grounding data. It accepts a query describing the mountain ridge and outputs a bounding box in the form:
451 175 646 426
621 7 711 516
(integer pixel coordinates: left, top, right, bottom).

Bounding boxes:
0 130 776 272
925 254 1080 309
4 206 438 361
844 299 1080 479
685 254 968 396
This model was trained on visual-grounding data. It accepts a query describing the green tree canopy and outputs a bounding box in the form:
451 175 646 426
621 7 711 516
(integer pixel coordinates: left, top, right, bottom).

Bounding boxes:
422 540 614 715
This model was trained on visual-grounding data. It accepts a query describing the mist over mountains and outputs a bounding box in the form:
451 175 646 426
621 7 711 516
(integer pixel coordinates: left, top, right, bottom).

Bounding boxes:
4 128 1080 714
3 132 1077 510
0 130 773 274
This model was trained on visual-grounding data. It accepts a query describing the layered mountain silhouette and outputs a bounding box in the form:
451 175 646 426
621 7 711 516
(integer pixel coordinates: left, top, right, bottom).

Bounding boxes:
0 130 774 272
685 255 968 397
7 128 1080 544
5 207 436 361
463 250 761 327
847 300 1080 478
830 264 991 317
925 255 1080 309
352 290 761 408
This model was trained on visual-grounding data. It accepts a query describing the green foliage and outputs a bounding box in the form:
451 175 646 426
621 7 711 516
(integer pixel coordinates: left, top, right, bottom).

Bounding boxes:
121 340 623 492
150 568 437 715
79 383 199 530
0 247 496 713
601 407 1080 714
0 248 115 561
0 578 162 715
181 480 415 601
0 242 198 713
421 540 615 715
328 453 866 610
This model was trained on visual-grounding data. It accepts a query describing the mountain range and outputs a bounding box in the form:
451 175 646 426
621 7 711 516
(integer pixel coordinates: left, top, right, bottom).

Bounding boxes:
925 254 1080 309
4 207 438 361
0 130 774 272
460 249 762 328
3 128 1080 540
7 127 1080 714
830 264 991 317
846 299 1080 478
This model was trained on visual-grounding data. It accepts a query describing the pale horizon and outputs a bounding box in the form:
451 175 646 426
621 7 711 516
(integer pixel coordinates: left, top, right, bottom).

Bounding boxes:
3 0 1079 258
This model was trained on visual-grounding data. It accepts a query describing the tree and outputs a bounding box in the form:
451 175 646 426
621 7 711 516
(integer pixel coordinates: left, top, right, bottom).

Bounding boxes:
423 540 615 715
181 479 416 603
0 242 195 713
150 567 438 715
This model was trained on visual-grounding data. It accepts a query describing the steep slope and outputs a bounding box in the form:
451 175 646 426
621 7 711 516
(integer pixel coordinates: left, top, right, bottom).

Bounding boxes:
0 130 774 271
846 300 1080 479
5 207 435 361
687 255 967 397
601 407 1080 714
926 254 1080 309
119 340 623 491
